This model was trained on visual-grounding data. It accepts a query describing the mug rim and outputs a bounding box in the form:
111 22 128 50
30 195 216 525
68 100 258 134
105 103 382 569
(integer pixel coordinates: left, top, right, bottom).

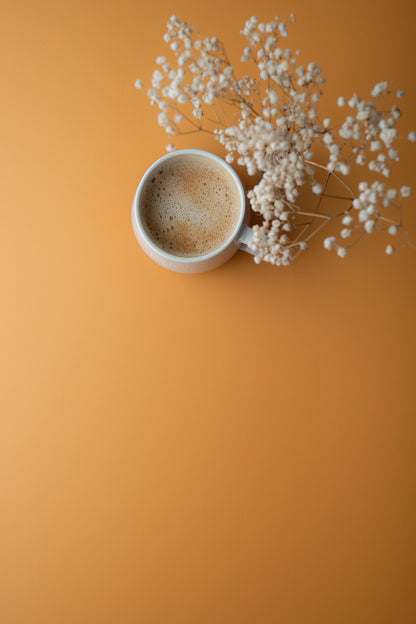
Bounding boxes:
132 148 246 264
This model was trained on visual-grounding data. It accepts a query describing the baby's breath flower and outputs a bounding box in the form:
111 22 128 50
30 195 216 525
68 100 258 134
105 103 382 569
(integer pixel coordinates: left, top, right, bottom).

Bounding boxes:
157 112 169 127
371 81 388 97
278 22 288 37
323 236 337 250
166 144 176 152
364 220 376 234
312 183 323 195
339 163 350 175
385 244 395 255
137 15 414 267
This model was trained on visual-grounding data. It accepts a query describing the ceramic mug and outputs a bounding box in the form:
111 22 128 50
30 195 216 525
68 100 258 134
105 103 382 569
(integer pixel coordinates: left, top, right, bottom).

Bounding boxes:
131 149 254 273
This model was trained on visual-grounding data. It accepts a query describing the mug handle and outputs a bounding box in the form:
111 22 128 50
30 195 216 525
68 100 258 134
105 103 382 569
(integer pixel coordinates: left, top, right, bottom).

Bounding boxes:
237 224 256 255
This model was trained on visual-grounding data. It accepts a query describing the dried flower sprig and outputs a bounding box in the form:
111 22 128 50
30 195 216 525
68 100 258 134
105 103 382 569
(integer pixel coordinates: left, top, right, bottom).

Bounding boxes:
135 15 415 266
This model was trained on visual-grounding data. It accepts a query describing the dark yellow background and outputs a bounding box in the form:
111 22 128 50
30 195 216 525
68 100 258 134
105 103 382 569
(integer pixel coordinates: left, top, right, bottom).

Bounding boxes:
1 1 415 622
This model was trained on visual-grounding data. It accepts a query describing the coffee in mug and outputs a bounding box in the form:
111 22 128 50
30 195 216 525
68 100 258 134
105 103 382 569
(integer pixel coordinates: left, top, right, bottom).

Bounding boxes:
140 153 241 257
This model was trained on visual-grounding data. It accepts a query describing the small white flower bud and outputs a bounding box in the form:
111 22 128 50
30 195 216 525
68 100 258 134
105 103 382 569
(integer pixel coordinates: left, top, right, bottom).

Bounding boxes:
278 22 288 37
388 225 398 236
158 112 169 127
359 209 368 222
323 133 333 145
356 110 370 121
364 220 376 234
339 163 350 175
385 244 395 255
371 81 388 97
323 236 336 250
368 191 377 204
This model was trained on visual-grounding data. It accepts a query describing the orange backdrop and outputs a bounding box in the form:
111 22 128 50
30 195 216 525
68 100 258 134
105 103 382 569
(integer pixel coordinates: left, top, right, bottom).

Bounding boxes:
1 1 416 622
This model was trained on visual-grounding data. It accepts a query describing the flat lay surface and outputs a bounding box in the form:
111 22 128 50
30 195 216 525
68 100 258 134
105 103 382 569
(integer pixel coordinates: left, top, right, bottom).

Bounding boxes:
1 1 415 622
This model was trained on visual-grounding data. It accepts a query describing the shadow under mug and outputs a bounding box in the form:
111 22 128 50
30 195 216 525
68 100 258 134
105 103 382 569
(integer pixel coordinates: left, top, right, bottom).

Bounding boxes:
131 149 255 273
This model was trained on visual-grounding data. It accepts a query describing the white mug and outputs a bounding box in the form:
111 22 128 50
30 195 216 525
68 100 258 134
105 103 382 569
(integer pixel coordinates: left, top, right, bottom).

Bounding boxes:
131 149 254 273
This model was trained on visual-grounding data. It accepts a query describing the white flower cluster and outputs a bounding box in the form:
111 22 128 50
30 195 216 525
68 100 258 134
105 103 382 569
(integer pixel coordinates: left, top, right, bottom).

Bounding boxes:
323 181 411 257
332 88 404 179
136 15 414 266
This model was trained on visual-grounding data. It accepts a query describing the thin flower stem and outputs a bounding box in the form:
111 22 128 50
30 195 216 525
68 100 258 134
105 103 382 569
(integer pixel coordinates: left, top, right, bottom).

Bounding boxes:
377 215 399 225
295 210 331 220
305 160 356 198
292 222 313 243
303 218 330 242
209 102 223 124
346 229 367 250
171 105 204 131
316 171 331 213
177 128 215 135
216 97 231 126
292 171 331 242
320 193 355 200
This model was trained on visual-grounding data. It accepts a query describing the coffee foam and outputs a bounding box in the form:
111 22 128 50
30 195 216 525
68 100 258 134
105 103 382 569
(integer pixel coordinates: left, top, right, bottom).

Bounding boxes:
140 154 241 257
